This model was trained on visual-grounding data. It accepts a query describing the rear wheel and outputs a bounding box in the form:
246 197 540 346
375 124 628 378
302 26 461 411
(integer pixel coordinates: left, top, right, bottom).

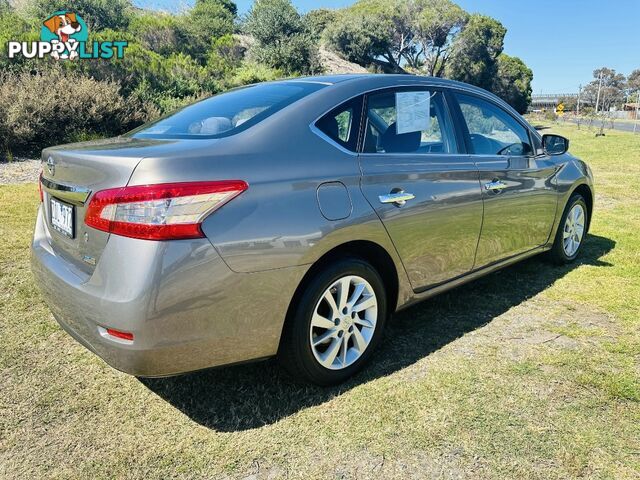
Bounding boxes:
278 258 387 385
549 193 588 264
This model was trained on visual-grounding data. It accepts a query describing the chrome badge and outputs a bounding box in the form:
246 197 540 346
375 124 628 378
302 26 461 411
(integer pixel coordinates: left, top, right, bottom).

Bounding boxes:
46 156 55 176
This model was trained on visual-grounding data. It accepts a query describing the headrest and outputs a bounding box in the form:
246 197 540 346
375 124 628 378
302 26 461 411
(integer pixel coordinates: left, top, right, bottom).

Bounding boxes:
317 115 340 141
381 122 421 153
189 117 233 135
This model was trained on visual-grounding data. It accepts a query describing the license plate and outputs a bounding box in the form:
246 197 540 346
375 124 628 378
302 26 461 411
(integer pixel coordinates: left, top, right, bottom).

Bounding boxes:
50 198 74 238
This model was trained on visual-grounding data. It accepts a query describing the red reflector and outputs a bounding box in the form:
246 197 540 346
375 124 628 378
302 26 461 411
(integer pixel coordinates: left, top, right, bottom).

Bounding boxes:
38 172 44 202
106 328 134 341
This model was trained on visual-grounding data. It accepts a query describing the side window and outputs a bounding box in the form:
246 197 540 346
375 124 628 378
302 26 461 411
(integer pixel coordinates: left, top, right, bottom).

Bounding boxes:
363 89 455 154
316 97 361 152
455 93 532 156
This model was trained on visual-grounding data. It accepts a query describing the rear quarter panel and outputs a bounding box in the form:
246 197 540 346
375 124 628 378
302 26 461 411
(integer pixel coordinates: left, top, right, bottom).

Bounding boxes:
127 80 415 309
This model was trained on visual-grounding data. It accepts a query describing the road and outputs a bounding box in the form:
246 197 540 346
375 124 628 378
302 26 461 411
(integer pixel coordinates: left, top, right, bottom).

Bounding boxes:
564 117 639 133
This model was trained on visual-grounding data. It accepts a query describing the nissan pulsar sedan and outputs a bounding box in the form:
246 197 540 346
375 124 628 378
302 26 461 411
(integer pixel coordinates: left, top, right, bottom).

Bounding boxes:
32 75 594 385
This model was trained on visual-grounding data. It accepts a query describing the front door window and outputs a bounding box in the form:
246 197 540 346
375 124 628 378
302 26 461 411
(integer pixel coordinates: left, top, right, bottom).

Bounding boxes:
456 93 532 156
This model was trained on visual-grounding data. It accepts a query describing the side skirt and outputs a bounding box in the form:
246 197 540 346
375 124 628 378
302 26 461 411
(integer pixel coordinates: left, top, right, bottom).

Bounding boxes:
397 245 551 312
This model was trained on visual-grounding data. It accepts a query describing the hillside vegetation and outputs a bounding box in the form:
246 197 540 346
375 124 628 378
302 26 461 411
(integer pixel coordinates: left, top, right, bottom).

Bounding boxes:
0 0 532 159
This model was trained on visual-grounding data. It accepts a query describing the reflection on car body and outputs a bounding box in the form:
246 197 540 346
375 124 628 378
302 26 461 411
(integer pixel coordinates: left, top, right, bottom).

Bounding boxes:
32 74 594 385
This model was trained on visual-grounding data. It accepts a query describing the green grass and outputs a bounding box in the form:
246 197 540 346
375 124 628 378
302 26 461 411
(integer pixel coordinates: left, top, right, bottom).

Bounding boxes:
1 124 639 479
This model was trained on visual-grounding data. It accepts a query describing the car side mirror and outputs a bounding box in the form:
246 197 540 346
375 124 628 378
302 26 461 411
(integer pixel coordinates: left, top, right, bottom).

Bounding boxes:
542 134 569 155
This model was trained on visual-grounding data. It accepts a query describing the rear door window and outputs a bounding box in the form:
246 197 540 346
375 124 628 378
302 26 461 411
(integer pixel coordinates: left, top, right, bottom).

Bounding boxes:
362 89 456 154
315 97 363 152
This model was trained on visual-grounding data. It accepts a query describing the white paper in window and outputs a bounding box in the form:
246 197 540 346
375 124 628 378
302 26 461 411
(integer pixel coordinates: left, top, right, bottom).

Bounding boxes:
396 91 431 134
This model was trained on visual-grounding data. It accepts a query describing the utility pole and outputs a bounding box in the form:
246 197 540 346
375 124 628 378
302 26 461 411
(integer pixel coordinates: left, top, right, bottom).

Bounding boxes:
577 84 582 115
595 70 603 114
634 90 639 134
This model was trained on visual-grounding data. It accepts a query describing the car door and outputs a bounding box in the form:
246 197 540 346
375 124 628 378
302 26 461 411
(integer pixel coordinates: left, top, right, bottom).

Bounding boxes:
452 92 558 267
358 87 484 291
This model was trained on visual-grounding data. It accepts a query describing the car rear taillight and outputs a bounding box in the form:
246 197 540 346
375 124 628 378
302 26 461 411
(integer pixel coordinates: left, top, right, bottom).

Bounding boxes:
85 181 248 240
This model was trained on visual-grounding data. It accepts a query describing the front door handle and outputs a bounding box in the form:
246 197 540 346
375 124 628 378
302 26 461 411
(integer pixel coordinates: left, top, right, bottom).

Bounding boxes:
484 180 507 191
379 191 415 206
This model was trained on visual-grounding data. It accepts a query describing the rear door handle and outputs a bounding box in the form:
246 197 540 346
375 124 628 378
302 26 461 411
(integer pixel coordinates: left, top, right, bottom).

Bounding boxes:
484 180 507 191
378 191 415 206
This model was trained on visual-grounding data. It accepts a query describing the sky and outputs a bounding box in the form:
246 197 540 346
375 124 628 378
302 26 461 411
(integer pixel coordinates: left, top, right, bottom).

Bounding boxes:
135 0 640 94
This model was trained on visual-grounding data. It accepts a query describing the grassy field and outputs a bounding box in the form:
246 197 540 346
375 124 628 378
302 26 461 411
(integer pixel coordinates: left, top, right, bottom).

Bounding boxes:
1 123 639 479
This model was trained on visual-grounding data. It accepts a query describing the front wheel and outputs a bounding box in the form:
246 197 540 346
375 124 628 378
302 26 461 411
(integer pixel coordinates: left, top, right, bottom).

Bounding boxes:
549 193 588 264
278 258 387 385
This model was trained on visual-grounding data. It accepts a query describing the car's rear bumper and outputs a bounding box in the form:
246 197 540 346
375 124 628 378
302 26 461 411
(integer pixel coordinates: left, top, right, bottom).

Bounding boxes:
31 206 306 377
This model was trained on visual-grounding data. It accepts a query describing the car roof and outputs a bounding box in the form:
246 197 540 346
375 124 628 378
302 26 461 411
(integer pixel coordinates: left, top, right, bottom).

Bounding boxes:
287 73 493 96
285 73 524 124
292 73 459 86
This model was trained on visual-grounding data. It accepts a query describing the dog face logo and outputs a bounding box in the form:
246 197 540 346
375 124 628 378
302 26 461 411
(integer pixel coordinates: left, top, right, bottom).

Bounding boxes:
8 11 126 61
41 11 88 60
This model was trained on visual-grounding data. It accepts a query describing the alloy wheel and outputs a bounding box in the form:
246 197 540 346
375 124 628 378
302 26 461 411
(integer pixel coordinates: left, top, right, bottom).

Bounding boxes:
309 275 378 370
562 203 586 257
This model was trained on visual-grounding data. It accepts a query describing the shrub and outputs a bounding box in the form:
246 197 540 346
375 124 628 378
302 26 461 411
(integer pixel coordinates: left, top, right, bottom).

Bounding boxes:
227 62 283 87
0 8 40 73
0 68 149 158
244 0 320 75
206 34 244 78
304 8 337 40
77 40 164 96
177 0 235 63
251 33 321 75
22 0 133 31
128 12 180 56
155 93 206 115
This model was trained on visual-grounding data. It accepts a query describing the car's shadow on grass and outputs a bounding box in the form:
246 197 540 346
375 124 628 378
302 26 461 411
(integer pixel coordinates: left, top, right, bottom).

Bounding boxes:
141 234 615 432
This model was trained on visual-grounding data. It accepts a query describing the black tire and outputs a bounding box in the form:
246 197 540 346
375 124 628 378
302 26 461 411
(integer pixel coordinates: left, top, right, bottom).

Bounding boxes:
549 193 588 264
278 257 388 386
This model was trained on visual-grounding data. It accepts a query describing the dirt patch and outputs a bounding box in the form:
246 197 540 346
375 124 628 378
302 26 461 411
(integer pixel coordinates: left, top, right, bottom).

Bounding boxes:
319 47 369 74
0 159 40 185
594 193 617 210
442 298 615 362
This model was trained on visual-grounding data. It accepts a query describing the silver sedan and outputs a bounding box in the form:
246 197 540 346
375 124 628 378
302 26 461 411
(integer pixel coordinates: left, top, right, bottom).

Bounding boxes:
31 74 594 385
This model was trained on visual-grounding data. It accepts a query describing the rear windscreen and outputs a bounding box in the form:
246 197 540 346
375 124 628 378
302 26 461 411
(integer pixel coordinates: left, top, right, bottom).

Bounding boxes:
131 82 326 139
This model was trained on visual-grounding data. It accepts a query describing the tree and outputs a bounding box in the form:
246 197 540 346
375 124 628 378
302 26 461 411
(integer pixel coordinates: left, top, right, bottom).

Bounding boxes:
245 0 320 75
178 0 235 63
582 67 626 112
627 69 640 94
445 14 506 91
409 0 468 76
304 8 338 41
246 0 303 45
326 0 466 74
325 0 474 76
324 9 394 71
492 54 533 114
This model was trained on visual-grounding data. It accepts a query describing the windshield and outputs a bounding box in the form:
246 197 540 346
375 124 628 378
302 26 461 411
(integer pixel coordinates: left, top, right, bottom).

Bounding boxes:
131 82 326 139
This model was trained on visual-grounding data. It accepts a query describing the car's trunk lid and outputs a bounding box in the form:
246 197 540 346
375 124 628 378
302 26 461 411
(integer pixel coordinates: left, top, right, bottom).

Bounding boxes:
40 137 176 275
